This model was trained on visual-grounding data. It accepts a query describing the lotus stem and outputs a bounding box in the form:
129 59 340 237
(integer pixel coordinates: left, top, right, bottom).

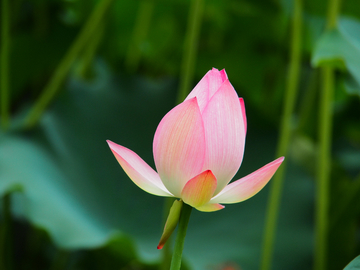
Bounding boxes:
260 1 303 269
177 0 204 103
161 198 176 270
1 0 10 130
314 0 342 269
169 203 192 270
125 0 154 73
23 0 114 128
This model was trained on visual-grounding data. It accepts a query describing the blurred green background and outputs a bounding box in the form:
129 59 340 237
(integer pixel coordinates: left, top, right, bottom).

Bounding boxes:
0 0 360 269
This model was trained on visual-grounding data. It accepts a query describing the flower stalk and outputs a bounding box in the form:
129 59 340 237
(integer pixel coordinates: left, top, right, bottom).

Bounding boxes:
169 203 192 270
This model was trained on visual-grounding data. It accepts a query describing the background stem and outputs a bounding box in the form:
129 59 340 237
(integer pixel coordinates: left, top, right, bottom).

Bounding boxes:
169 203 192 270
315 67 333 270
23 0 114 128
77 21 105 78
260 1 303 269
314 0 341 269
1 0 10 130
176 0 204 103
125 0 154 73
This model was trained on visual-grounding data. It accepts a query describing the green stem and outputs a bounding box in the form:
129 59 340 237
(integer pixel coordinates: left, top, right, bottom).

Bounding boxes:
1 0 10 130
260 1 303 269
77 21 105 78
314 66 333 270
0 193 12 270
125 0 154 73
314 1 341 269
161 198 176 270
169 203 192 270
297 70 318 133
23 0 114 129
176 0 204 104
326 0 341 29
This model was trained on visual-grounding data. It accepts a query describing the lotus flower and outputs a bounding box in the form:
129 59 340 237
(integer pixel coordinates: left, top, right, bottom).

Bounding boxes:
107 68 284 212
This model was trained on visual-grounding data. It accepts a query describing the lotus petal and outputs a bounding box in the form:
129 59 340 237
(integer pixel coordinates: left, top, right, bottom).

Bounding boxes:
185 68 227 112
239 98 247 134
202 80 246 195
153 98 206 197
107 140 173 197
196 202 225 212
181 170 217 208
210 157 284 204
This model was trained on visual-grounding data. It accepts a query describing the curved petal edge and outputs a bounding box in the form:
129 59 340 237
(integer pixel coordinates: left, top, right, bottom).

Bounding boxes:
107 140 173 197
210 157 284 204
239 98 247 135
196 203 225 212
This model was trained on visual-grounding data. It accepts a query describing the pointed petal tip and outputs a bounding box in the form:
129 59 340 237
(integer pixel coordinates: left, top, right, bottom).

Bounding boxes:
209 68 228 85
210 157 284 204
107 141 172 197
106 140 118 150
219 69 228 79
211 67 227 80
188 96 198 104
157 244 164 250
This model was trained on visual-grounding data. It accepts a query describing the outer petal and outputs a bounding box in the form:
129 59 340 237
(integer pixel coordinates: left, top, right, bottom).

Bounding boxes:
196 203 225 212
210 157 284 204
181 170 217 208
239 98 247 135
153 98 206 197
107 140 173 197
185 68 228 112
202 80 246 195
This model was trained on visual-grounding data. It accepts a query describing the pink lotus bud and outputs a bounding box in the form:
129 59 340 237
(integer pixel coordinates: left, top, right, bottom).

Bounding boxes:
107 68 284 212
